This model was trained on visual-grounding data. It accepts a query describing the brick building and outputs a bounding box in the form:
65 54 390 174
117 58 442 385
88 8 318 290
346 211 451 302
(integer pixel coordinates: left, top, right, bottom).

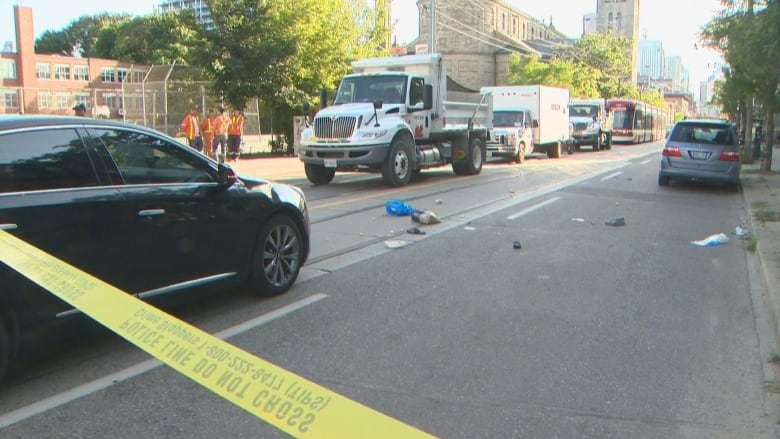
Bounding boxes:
0 6 150 118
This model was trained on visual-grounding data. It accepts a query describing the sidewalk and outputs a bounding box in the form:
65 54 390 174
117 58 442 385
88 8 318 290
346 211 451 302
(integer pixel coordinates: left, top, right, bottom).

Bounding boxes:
741 154 780 349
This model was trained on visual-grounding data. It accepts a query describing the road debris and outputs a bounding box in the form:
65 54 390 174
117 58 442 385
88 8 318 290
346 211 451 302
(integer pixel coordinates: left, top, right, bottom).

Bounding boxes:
384 239 410 249
571 218 585 223
406 227 426 235
411 209 441 225
605 217 626 226
691 233 730 247
386 199 414 216
513 241 522 249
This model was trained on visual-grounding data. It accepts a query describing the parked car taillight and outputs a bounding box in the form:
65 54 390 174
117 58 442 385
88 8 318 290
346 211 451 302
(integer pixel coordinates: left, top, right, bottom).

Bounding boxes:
718 150 740 161
663 146 682 157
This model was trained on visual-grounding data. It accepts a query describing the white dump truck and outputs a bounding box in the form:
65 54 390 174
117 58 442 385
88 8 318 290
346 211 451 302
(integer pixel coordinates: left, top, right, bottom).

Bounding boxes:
480 85 572 160
569 97 613 151
298 53 508 187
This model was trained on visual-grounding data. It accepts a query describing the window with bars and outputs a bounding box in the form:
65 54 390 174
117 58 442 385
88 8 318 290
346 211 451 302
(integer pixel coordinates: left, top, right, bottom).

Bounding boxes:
3 92 18 108
36 63 50 79
38 93 52 109
73 65 89 81
54 64 70 80
56 93 70 109
1 60 16 79
101 68 115 83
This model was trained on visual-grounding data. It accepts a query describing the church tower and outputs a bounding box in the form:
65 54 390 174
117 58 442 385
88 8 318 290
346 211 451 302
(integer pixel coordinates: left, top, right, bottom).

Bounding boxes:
596 0 640 85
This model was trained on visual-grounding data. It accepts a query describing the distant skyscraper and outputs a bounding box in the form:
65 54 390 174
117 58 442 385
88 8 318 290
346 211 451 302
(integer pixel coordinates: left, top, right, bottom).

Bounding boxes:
665 55 683 91
582 13 597 36
157 0 213 29
639 39 664 80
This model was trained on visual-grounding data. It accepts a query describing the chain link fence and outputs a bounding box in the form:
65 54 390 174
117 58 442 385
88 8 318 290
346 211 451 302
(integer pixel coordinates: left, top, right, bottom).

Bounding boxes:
1 64 287 154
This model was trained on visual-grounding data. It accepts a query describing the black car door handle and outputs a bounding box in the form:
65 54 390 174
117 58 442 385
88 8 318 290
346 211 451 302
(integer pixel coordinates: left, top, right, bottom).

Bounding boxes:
138 209 166 217
0 224 18 230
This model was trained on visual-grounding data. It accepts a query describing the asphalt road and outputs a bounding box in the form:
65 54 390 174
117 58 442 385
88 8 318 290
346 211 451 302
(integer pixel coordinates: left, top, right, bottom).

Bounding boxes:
0 144 777 438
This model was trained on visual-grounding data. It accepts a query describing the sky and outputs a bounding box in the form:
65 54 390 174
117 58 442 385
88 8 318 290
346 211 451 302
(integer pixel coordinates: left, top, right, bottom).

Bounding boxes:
1 0 723 95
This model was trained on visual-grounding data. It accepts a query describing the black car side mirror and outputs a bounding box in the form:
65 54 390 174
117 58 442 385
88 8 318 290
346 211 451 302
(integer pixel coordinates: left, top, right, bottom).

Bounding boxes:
217 163 237 189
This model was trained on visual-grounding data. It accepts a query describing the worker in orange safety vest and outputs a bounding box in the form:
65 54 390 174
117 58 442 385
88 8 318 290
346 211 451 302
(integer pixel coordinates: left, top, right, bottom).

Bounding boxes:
180 106 203 151
227 107 244 162
200 108 216 159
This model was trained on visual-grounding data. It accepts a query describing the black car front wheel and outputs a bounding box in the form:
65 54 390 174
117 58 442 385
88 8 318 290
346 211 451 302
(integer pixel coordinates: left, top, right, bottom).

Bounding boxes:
251 215 304 296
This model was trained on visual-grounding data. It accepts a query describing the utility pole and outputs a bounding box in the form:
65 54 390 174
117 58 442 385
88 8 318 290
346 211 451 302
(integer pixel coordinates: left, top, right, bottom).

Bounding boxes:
430 0 436 53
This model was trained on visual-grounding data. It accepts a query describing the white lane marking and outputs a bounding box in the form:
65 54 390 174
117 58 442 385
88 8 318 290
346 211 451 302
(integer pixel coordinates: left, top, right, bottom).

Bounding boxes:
601 171 623 181
640 159 652 165
0 293 328 429
506 197 561 220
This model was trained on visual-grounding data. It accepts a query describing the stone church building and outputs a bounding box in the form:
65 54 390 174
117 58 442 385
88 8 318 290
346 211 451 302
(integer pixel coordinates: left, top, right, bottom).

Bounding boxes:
405 0 640 95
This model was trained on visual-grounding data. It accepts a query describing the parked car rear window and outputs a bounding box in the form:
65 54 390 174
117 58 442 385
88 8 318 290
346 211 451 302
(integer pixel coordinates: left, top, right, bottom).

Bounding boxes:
0 128 97 193
670 123 735 145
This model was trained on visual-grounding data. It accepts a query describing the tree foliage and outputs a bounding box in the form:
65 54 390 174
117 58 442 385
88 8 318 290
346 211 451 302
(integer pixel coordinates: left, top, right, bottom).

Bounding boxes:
34 13 130 57
702 0 779 170
503 32 638 101
110 11 198 64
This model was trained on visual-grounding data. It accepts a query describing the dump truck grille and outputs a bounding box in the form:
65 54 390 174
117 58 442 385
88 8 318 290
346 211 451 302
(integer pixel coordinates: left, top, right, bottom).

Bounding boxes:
314 116 357 139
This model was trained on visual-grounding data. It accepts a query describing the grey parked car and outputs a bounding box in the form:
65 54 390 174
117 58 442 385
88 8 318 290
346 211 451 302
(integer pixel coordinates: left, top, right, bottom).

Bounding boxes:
658 119 741 191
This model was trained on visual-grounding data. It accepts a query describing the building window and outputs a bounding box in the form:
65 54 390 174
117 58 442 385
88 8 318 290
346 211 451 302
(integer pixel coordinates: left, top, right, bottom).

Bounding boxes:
1 60 16 79
502 13 506 31
132 70 146 83
73 65 89 81
104 94 118 109
117 68 129 83
523 23 526 39
512 17 517 35
38 93 52 109
74 93 90 108
616 13 622 33
101 67 115 83
36 62 50 79
608 12 614 31
54 64 70 80
56 93 70 109
3 91 18 108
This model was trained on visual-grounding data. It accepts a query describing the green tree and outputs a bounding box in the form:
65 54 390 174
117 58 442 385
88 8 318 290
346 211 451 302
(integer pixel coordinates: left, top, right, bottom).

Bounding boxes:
558 32 634 99
702 0 778 169
502 54 600 98
110 11 198 64
34 13 130 57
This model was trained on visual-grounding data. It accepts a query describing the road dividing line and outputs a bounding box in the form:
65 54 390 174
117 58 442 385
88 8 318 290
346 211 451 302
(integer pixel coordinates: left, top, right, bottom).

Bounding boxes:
600 171 623 181
506 196 561 220
640 159 652 165
0 230 434 439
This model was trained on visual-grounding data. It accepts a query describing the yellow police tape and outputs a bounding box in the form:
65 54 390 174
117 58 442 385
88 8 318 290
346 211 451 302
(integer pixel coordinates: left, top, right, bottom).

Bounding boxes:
0 230 435 438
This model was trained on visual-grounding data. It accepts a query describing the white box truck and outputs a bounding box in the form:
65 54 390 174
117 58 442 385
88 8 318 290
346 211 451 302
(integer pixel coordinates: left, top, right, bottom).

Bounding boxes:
481 85 572 159
298 53 510 187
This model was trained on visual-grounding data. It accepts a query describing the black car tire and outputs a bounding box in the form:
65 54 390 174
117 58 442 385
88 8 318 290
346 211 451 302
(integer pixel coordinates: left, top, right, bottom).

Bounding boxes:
251 215 304 296
304 164 336 185
382 136 413 187
658 175 670 186
464 137 485 174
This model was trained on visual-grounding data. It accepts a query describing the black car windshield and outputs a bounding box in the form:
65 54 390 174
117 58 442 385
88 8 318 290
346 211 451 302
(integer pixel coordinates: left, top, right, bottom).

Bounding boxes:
671 123 735 145
334 75 408 105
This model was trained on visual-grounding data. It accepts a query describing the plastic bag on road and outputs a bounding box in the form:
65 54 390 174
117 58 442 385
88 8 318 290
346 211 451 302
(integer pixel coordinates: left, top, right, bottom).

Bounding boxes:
386 200 414 216
691 233 730 247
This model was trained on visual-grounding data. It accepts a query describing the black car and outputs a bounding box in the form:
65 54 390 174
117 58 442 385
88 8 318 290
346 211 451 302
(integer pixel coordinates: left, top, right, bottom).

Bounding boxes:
0 115 310 379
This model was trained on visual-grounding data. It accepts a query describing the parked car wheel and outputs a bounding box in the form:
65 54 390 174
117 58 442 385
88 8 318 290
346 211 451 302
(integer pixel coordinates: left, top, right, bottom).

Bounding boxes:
515 142 526 164
251 215 304 296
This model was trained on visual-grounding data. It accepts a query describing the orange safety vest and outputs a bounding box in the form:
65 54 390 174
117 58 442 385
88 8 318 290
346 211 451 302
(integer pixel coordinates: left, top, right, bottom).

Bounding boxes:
201 116 215 134
214 115 230 136
228 115 244 136
180 114 199 140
